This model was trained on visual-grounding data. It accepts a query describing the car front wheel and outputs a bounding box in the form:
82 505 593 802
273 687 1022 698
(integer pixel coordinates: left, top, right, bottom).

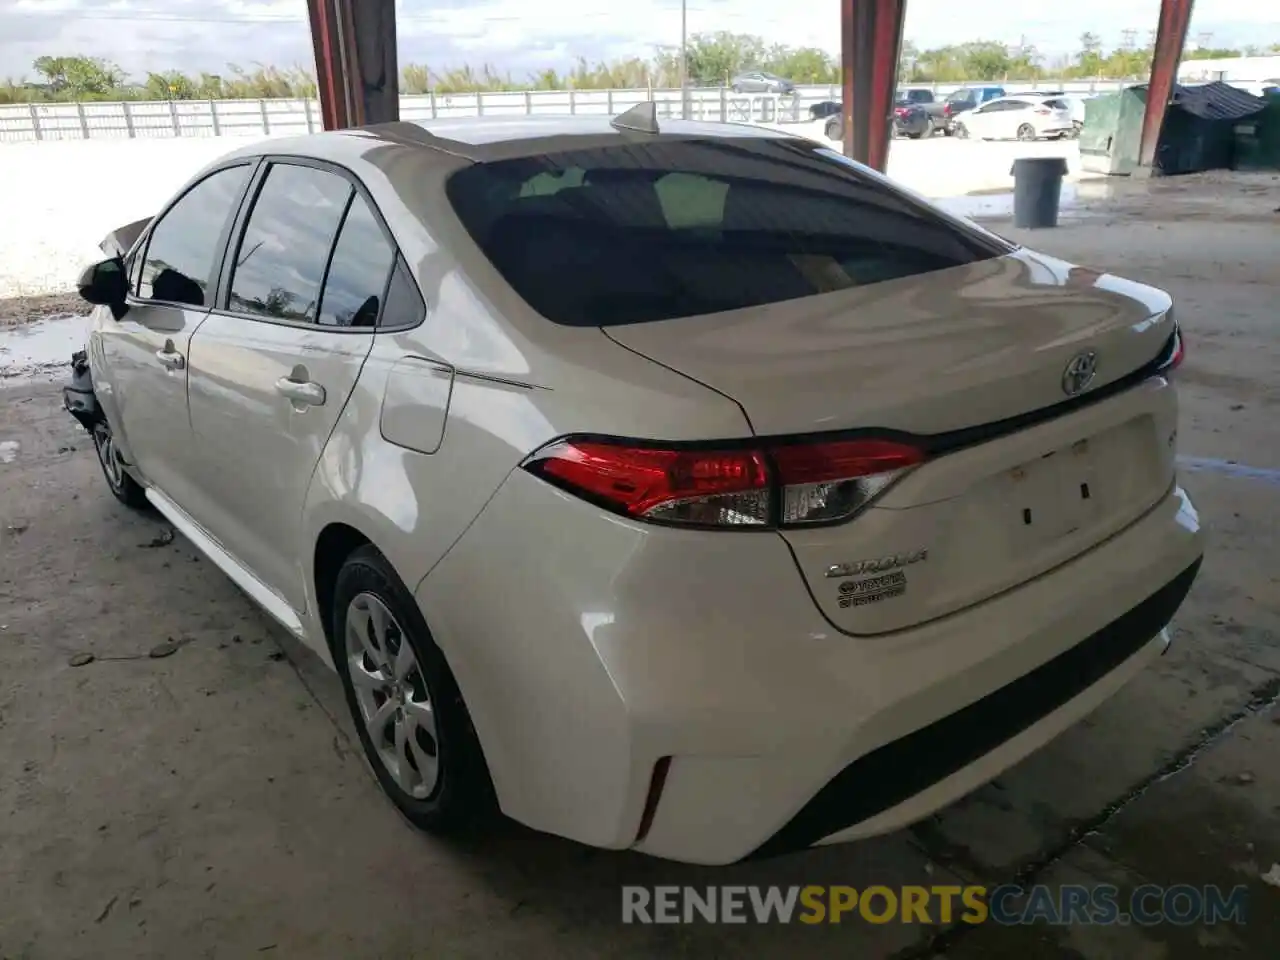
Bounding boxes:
332 546 495 833
91 420 148 509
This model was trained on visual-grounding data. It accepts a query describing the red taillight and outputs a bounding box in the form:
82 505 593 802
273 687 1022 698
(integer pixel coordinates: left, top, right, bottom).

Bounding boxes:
894 106 908 116
943 103 953 116
1035 107 1051 115
523 436 925 529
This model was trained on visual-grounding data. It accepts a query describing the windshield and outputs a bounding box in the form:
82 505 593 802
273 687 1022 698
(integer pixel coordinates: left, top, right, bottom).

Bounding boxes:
445 137 1012 327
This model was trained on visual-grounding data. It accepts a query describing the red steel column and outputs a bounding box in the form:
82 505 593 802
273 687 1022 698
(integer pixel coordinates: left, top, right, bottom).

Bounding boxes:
1138 0 1195 168
307 0 399 130
840 0 908 171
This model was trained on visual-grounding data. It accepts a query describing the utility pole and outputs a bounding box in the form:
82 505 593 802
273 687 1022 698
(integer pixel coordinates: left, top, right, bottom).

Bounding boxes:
679 0 689 119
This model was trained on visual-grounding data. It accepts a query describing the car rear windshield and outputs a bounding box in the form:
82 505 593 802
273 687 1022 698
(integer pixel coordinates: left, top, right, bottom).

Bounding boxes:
444 137 1013 327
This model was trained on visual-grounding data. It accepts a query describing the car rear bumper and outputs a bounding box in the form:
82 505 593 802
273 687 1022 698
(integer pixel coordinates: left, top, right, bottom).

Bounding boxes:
419 473 1203 865
752 555 1198 858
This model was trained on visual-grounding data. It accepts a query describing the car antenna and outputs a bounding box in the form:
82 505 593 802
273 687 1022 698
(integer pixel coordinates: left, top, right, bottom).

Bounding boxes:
610 101 660 134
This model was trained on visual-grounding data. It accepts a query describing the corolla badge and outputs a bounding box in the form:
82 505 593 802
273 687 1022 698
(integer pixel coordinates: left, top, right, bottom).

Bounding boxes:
825 549 928 579
1061 350 1098 397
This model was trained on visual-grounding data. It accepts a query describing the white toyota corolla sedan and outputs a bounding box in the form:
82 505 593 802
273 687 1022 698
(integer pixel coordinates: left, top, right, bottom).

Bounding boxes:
71 109 1203 865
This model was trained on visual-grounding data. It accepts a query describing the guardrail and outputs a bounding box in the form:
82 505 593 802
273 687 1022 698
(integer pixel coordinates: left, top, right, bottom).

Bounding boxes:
0 80 1134 143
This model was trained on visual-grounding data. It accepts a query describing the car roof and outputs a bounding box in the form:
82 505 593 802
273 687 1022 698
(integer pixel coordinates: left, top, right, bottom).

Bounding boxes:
217 115 795 166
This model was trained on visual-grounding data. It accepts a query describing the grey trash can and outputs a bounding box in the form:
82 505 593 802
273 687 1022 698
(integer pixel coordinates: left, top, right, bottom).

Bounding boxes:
1010 157 1068 228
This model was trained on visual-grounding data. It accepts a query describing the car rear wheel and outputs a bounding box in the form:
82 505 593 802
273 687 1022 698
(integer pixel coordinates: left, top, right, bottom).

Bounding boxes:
953 122 969 139
1017 123 1036 141
91 420 148 509
332 546 495 833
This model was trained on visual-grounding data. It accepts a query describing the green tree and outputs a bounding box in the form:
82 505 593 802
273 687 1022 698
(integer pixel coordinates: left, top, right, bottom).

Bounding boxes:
754 44 838 84
683 32 768 86
1074 32 1106 77
145 70 198 100
7 32 1280 107
34 55 124 98
960 41 1014 79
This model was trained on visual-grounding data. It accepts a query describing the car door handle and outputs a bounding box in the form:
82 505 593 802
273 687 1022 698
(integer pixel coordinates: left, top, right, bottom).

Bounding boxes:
154 348 185 370
275 377 326 407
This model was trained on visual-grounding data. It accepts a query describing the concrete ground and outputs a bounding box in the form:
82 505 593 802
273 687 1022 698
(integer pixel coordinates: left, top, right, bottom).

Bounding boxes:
2 172 1279 959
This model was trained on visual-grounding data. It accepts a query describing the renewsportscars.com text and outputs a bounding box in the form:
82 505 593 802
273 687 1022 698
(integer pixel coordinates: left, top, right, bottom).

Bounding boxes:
621 884 1249 926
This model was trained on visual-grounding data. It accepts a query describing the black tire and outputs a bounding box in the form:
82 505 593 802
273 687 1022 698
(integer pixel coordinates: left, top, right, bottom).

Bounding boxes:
91 420 148 509
825 117 842 142
332 545 495 833
907 130 925 139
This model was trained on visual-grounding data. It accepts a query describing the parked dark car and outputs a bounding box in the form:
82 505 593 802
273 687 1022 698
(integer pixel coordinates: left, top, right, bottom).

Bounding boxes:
730 71 796 95
892 101 932 138
898 88 934 105
809 100 842 120
940 85 1007 134
823 101 931 143
898 88 948 132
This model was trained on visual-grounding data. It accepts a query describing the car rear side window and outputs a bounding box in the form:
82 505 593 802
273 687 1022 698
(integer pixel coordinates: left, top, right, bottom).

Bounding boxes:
1045 98 1069 110
318 193 395 328
445 137 1012 327
227 162 352 323
138 164 251 307
380 256 427 329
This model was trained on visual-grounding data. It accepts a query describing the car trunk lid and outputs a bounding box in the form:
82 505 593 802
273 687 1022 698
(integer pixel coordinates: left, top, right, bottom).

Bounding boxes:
604 249 1179 633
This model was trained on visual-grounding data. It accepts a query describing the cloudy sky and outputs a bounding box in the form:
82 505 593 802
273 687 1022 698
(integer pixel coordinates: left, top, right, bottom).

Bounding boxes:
2 0 1278 82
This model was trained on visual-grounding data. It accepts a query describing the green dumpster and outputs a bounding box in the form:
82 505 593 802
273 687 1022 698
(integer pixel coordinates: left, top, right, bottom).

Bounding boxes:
1233 93 1280 171
1078 87 1148 175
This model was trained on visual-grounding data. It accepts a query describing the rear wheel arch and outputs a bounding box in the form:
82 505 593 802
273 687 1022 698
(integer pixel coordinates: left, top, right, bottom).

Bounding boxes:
314 522 375 655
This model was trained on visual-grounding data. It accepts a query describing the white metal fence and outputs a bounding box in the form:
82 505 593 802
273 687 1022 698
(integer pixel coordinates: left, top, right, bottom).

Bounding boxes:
0 80 1132 143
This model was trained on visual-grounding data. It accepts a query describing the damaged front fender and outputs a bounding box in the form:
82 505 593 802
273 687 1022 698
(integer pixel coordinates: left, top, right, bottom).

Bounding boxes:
63 350 103 435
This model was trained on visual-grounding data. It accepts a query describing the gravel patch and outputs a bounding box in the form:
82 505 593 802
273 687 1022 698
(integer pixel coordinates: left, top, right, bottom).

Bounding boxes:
0 292 86 328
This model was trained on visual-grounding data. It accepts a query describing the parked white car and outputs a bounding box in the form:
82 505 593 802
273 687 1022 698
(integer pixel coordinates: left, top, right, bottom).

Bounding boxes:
70 110 1201 866
953 95 1076 140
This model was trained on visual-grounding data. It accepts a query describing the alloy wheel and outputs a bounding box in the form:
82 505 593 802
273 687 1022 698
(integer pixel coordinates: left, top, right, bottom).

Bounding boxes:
1017 123 1036 141
92 423 125 491
345 591 440 799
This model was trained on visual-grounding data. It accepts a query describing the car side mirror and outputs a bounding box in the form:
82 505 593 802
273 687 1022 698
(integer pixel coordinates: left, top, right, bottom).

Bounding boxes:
78 257 128 308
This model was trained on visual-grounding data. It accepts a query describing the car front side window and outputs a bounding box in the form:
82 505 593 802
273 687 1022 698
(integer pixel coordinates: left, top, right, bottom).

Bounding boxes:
137 164 252 308
227 162 352 323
